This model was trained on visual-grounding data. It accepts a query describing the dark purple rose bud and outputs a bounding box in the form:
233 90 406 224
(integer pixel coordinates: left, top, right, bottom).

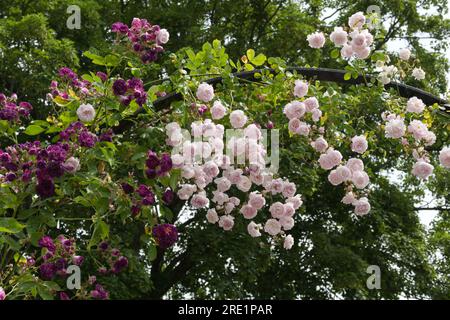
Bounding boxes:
96 72 108 82
121 183 134 194
91 284 109 300
137 184 151 197
267 121 274 129
112 79 127 96
39 263 57 280
162 188 175 204
146 150 160 169
99 241 109 251
6 172 16 181
55 258 68 271
142 193 155 206
72 256 84 266
152 224 178 249
39 236 56 252
159 153 173 172
112 256 128 273
36 179 55 198
145 168 157 179
59 292 70 300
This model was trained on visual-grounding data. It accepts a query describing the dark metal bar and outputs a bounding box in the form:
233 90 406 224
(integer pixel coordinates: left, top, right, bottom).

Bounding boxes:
114 67 449 134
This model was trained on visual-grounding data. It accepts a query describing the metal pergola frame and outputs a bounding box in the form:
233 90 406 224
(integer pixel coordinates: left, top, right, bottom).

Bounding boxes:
115 67 450 134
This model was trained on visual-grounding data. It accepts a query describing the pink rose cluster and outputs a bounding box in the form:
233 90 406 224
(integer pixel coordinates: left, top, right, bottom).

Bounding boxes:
166 106 301 249
382 107 436 180
0 93 32 123
112 18 169 63
307 12 374 60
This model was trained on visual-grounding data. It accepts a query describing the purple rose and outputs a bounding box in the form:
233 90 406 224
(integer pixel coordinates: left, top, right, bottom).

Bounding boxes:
112 79 127 96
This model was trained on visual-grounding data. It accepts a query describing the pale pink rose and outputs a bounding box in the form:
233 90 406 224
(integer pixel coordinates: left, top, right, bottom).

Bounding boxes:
156 28 169 44
240 204 257 219
211 100 226 119
228 168 243 184
408 120 429 141
411 160 434 179
206 209 219 224
279 216 295 230
348 12 366 29
283 235 294 250
406 97 425 114
311 137 328 153
247 221 261 237
354 46 370 59
282 182 296 198
319 149 342 170
250 172 264 185
385 117 406 139
351 135 368 154
219 215 234 231
63 157 80 173
190 192 209 208
399 48 411 61
191 122 203 137
287 195 303 210
342 192 356 205
283 101 306 119
212 191 229 205
283 202 295 217
311 108 322 122
304 97 319 112
171 154 184 168
361 29 373 45
341 44 354 58
352 171 370 189
244 124 262 140
229 196 241 206
412 67 425 80
264 218 281 236
353 197 371 216
249 192 266 209
269 202 285 219
288 118 301 134
328 170 343 186
269 178 284 195
76 103 96 122
203 161 219 178
297 122 311 136
330 27 348 46
346 158 364 172
307 32 326 48
294 80 309 98
181 165 195 179
237 175 252 192
215 176 231 192
177 184 196 200
196 82 214 102
424 131 436 146
225 202 235 214
336 165 352 181
439 147 450 168
229 110 247 128
351 33 367 50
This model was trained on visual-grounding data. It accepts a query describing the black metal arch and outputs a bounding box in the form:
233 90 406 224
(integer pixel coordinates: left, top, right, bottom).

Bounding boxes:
115 67 449 133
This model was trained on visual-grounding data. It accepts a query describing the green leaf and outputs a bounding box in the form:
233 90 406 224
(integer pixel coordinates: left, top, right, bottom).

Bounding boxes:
0 218 25 234
344 72 352 81
246 49 255 61
24 125 45 136
88 220 109 249
244 63 255 71
250 53 266 66
330 49 339 59
148 243 157 261
105 54 120 67
83 51 106 65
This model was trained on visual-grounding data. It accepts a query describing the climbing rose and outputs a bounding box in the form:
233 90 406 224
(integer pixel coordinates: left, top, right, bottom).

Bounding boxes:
293 80 308 97
342 192 356 205
76 104 96 123
439 147 450 168
229 110 247 128
283 235 294 250
411 160 434 179
63 157 80 173
196 83 214 102
406 97 425 114
318 148 342 170
351 135 368 154
247 221 261 237
269 202 285 219
353 197 371 216
328 170 343 186
211 100 226 119
311 137 328 153
156 28 170 44
218 215 234 231
348 12 366 29
399 48 411 60
385 117 406 139
264 219 281 236
0 287 5 300
206 209 219 224
307 32 326 48
352 170 370 189
330 27 348 46
346 158 364 172
248 191 266 209
240 204 257 219
412 67 425 80
152 224 178 249
283 101 306 120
